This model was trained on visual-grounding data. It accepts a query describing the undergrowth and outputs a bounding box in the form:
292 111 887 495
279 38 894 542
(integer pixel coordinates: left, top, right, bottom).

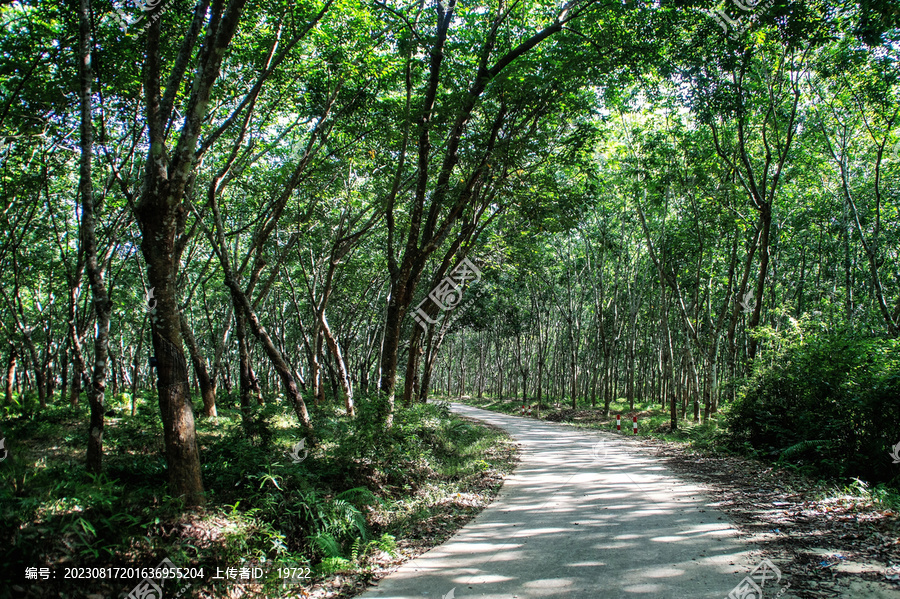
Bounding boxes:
0 392 514 599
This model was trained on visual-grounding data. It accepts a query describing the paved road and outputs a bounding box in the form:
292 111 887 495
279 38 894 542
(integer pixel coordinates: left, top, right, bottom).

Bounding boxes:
358 403 766 599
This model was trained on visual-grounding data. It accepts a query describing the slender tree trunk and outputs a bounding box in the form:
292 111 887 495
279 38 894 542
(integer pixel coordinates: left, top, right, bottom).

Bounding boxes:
181 314 217 417
477 334 485 398
226 279 314 438
250 362 263 405
661 291 677 430
60 345 69 405
110 352 119 396
78 0 112 474
321 314 353 415
748 205 771 361
20 337 46 409
569 341 577 410
131 319 146 415
626 336 634 411
403 320 425 408
235 310 254 417
5 346 16 405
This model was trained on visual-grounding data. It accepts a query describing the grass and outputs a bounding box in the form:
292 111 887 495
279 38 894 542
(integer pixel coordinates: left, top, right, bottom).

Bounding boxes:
0 390 518 599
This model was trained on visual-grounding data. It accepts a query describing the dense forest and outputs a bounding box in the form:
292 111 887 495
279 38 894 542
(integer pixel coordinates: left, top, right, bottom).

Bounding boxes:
1 0 899 596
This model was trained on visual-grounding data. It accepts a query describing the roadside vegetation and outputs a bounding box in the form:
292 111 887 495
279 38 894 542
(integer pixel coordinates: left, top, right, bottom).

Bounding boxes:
0 397 517 599
456 323 900 508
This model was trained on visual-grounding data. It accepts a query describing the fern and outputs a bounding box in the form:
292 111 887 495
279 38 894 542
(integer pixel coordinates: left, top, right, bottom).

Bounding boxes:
368 533 397 557
335 487 379 508
310 532 342 558
779 439 834 459
350 537 362 562
321 498 368 541
317 556 353 575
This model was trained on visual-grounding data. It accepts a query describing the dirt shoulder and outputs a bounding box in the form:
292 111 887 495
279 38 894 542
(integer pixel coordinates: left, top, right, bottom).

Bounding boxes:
558 420 900 599
652 439 900 599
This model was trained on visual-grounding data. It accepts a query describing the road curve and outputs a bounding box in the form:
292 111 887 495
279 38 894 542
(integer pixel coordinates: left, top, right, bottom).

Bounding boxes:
358 402 761 599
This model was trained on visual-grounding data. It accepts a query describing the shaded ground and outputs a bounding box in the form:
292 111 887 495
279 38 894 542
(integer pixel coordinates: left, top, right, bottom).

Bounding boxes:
1 403 520 599
355 403 765 599
652 440 900 598
301 415 520 599
460 397 900 598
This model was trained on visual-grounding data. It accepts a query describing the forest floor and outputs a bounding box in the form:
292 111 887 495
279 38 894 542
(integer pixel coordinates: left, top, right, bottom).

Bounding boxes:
302 414 521 599
454 396 900 599
4 395 900 598
659 441 900 598
0 398 520 599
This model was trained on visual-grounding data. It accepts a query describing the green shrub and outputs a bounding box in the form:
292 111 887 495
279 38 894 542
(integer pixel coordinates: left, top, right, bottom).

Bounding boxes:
726 321 900 485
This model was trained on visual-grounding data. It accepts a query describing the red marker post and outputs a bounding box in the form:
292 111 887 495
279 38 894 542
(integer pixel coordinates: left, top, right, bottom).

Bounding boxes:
616 415 621 431
632 416 638 434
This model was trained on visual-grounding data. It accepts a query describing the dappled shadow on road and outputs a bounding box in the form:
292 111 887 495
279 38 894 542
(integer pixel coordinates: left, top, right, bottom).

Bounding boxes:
360 404 755 599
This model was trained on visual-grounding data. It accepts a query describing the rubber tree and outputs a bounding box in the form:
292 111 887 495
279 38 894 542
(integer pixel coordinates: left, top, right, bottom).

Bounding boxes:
135 0 250 507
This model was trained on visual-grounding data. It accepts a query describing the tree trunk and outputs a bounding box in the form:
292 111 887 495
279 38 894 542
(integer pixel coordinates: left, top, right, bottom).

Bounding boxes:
5 346 16 405
378 284 409 425
21 337 46 409
77 0 112 475
235 310 254 417
226 279 314 438
250 362 264 405
131 319 146 415
747 204 771 361
60 345 69 405
321 314 353 415
181 314 217 417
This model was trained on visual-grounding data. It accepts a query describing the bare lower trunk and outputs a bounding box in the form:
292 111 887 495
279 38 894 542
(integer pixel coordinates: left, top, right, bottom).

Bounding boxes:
748 206 771 361
226 280 313 438
321 315 352 415
70 362 82 406
138 205 206 506
130 319 146 415
77 0 111 474
5 346 16 405
23 339 46 409
181 314 217 417
250 363 263 405
378 289 407 426
235 311 253 421
569 347 577 410
403 326 424 407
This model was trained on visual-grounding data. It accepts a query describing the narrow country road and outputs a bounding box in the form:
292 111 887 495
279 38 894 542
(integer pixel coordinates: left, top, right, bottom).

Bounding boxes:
359 403 765 599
